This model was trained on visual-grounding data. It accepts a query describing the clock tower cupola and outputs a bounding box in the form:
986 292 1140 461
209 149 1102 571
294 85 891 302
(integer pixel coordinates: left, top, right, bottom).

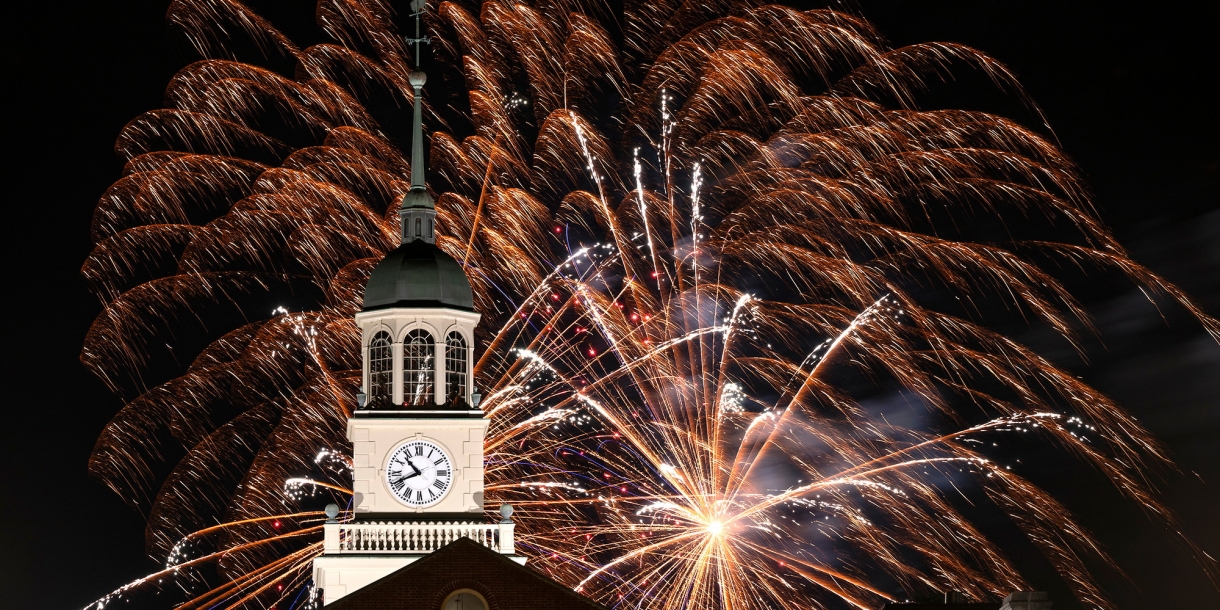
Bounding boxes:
311 2 519 604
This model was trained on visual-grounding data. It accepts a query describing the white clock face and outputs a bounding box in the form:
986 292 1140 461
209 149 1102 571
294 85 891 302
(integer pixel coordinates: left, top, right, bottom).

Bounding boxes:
386 439 454 507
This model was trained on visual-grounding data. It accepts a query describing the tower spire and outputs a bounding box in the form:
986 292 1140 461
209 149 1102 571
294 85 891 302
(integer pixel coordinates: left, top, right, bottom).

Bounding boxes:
400 0 434 245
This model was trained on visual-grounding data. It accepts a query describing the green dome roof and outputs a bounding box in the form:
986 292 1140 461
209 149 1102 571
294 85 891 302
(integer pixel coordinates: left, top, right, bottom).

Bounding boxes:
362 241 475 311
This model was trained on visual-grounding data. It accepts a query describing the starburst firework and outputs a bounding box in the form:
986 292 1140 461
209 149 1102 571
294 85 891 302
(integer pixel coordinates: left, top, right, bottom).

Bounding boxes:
83 1 1218 609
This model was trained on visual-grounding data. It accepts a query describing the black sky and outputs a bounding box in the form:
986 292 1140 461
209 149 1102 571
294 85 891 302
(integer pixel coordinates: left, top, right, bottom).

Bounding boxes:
2 2 1218 609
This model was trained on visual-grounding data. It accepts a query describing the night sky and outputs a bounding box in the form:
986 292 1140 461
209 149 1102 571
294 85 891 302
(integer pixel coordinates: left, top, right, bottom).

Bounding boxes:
3 2 1218 609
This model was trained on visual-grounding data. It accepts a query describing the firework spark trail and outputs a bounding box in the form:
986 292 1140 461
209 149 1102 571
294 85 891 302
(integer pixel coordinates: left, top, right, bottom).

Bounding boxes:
728 293 892 497
80 1 1220 609
633 147 665 292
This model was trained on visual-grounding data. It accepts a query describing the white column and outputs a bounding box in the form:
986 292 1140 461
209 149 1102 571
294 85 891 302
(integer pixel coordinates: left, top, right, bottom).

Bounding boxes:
466 341 475 405
360 332 370 400
434 331 445 405
391 340 404 406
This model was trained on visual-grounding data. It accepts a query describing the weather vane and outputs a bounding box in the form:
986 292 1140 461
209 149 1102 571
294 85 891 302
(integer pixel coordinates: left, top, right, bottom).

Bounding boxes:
406 0 429 68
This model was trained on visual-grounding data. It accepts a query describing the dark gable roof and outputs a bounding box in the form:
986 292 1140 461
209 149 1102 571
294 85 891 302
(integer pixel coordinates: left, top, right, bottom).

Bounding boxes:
326 538 608 610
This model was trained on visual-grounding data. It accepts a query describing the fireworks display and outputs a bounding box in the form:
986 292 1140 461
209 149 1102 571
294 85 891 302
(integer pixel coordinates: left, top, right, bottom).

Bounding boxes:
82 1 1218 609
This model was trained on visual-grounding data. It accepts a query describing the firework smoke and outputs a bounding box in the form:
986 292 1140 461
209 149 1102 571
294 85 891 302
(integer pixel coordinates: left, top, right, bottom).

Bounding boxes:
83 1 1218 609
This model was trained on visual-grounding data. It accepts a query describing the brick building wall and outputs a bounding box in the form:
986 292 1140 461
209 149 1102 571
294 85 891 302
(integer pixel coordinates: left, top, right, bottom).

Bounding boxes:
327 538 607 610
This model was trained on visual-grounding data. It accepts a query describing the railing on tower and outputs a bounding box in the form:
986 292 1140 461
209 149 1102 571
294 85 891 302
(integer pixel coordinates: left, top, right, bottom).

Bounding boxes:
323 520 516 555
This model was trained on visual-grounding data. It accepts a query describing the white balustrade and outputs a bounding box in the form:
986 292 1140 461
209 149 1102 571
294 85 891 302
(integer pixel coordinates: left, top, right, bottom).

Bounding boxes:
323 521 516 555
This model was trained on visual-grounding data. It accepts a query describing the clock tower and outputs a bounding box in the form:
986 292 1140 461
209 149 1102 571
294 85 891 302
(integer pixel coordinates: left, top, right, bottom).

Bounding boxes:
311 2 520 604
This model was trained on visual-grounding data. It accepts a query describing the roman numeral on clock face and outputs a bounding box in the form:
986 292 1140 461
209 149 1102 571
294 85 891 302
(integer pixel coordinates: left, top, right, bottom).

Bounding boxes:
432 479 446 490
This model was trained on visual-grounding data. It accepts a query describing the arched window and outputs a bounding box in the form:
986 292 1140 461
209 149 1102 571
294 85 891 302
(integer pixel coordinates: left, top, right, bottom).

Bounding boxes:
445 332 468 405
403 329 435 405
415 217 422 238
442 590 486 610
368 331 393 405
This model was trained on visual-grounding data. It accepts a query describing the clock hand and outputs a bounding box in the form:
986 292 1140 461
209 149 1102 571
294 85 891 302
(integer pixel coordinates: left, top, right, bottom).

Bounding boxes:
405 460 424 479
